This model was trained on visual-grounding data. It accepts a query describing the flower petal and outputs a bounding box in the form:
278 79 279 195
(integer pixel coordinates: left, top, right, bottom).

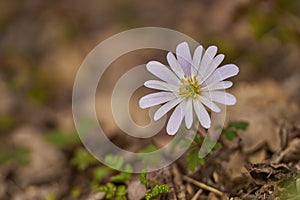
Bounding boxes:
191 45 203 76
193 100 211 129
154 98 183 120
139 92 177 109
198 46 218 80
198 95 221 112
176 42 192 77
166 102 185 135
146 61 181 86
204 64 239 85
202 81 233 91
200 54 224 83
167 52 184 78
144 80 178 92
184 98 193 129
202 91 236 105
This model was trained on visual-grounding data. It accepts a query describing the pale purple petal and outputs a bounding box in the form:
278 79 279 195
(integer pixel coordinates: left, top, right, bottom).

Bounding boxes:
167 52 184 78
198 46 218 80
193 100 211 129
198 95 221 112
202 81 233 91
154 98 183 121
146 61 181 86
139 92 177 109
202 91 236 105
204 64 239 85
184 98 193 129
199 54 224 83
166 102 185 135
144 80 178 92
191 45 203 76
176 42 192 77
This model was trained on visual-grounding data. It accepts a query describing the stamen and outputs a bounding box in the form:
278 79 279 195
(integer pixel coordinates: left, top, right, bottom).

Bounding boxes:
179 76 201 98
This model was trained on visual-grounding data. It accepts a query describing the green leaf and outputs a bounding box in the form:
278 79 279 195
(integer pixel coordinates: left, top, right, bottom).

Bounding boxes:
228 121 249 131
193 134 204 147
0 148 30 166
222 129 238 141
139 145 157 153
110 172 131 183
140 169 149 185
214 142 222 150
45 130 80 148
145 184 169 200
71 148 97 170
104 154 124 170
115 185 127 200
99 183 116 199
92 166 111 183
186 149 200 172
70 188 81 198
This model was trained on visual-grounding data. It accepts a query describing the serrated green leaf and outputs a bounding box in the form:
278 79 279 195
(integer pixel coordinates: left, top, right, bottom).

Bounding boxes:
228 121 249 131
116 185 127 200
145 184 169 200
99 183 116 199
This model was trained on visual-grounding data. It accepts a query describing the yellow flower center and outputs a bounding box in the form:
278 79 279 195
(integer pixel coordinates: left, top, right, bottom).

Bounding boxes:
179 76 201 98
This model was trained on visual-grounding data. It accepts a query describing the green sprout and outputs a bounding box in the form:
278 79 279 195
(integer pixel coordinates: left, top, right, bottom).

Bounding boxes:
144 184 169 200
71 148 97 170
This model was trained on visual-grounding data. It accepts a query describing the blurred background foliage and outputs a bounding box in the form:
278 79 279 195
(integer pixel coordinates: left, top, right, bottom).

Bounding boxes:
0 0 299 179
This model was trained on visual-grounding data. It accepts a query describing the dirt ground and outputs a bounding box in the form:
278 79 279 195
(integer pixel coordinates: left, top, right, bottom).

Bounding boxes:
0 0 300 199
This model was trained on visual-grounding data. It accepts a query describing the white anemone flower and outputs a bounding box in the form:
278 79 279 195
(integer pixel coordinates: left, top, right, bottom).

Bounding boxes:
139 42 239 135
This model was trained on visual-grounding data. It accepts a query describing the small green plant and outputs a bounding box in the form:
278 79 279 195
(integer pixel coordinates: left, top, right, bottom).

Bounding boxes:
222 120 249 141
71 148 98 170
140 169 170 200
92 166 111 184
140 169 149 185
104 154 124 170
186 120 249 171
45 129 80 148
110 164 132 183
144 184 169 200
98 183 127 200
70 188 81 198
0 148 30 166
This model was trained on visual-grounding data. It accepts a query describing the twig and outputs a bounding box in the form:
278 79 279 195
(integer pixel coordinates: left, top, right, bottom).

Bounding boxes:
191 189 203 200
182 176 224 196
172 164 186 200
